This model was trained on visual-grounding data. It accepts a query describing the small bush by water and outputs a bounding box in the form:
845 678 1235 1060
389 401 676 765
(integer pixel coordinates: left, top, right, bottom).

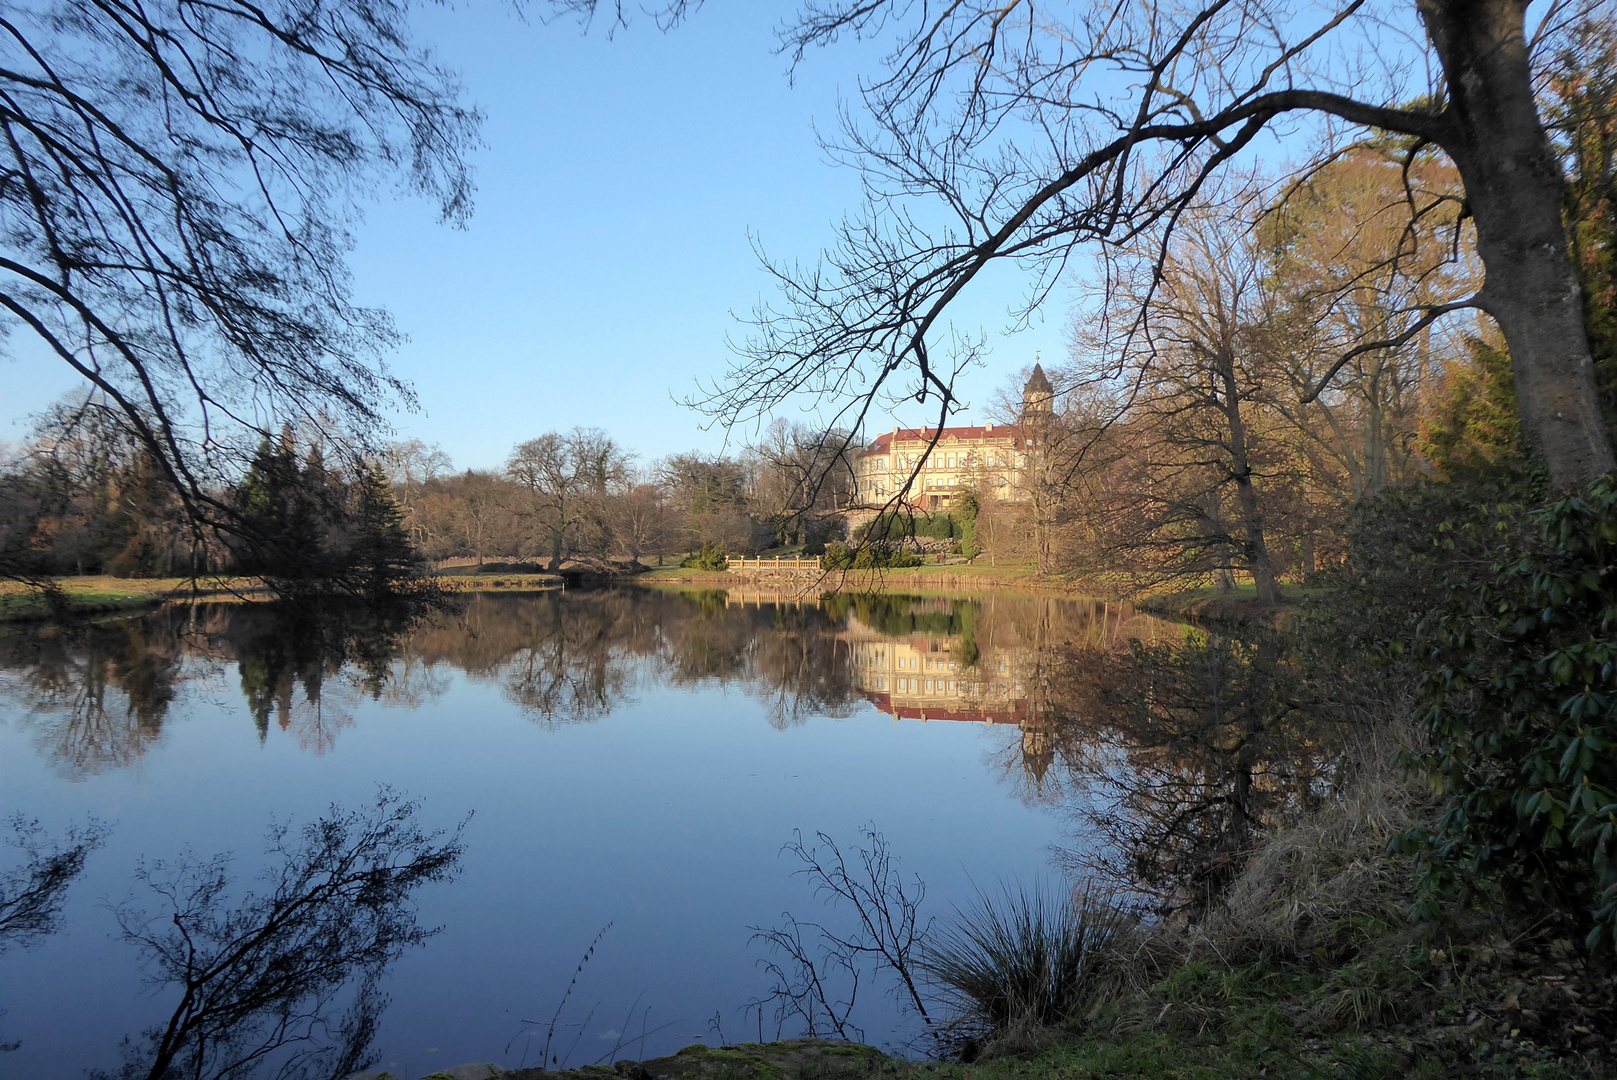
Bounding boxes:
820 542 924 570
682 542 731 571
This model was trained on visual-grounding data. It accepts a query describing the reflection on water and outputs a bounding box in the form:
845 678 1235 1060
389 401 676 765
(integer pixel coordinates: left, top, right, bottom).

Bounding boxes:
0 605 417 771
827 593 1177 793
0 589 1179 783
0 586 1193 1075
0 616 183 776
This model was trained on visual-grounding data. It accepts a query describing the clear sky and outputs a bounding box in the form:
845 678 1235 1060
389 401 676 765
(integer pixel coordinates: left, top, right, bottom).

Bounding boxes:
2 5 1076 473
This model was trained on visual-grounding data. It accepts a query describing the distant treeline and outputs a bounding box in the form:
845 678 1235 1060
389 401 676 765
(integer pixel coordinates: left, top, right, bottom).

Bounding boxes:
0 402 416 598
0 411 867 579
373 420 862 571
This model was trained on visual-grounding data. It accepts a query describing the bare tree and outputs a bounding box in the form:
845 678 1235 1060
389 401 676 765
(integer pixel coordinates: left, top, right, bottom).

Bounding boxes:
747 827 933 1047
0 0 701 579
382 441 454 554
709 0 1617 489
0 0 486 568
451 470 516 569
749 419 856 547
1082 199 1286 602
658 451 758 554
507 429 631 570
1260 151 1477 497
607 479 670 565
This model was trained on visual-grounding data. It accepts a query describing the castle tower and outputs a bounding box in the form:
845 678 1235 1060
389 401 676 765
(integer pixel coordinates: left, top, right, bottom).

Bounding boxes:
1022 362 1055 417
1020 721 1055 791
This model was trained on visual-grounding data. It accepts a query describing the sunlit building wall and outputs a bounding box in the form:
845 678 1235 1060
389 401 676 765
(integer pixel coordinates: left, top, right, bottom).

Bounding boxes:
850 364 1057 512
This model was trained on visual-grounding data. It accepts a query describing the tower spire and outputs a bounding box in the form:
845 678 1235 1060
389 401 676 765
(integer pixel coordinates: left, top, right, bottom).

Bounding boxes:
1022 361 1054 416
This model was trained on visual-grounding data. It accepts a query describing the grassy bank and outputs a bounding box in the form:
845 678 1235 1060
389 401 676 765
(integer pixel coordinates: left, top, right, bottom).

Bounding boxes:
483 673 1608 1080
0 568 1287 620
0 575 267 621
493 840 1610 1080
1135 581 1318 623
0 571 568 622
497 946 1607 1080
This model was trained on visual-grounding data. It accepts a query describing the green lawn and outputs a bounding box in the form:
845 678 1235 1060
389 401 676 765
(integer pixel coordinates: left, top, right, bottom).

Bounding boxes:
0 575 267 621
0 588 159 620
1136 581 1322 621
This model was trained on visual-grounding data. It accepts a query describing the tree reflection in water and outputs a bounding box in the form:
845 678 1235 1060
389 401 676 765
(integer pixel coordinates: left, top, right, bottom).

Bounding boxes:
1 589 1190 773
0 587 1401 1065
81 790 463 1080
0 617 184 776
6 590 1256 904
0 815 108 1055
1037 631 1352 918
3 586 1356 1058
0 603 432 770
0 816 108 956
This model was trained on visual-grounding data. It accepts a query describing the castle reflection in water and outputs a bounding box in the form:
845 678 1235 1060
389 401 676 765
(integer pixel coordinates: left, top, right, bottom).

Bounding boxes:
720 590 1182 786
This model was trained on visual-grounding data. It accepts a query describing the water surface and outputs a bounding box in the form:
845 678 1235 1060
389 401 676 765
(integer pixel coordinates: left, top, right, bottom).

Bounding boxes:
0 588 1176 1078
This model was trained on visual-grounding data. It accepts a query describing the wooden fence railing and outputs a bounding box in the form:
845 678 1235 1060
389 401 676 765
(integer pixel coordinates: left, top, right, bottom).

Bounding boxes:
726 557 820 571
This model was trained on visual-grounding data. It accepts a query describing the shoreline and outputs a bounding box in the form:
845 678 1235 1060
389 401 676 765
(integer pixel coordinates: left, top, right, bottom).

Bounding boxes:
0 576 271 623
633 565 1096 598
0 570 1301 625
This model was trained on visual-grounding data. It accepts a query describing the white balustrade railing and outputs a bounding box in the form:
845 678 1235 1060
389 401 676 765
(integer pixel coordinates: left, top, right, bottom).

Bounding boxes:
726 556 820 571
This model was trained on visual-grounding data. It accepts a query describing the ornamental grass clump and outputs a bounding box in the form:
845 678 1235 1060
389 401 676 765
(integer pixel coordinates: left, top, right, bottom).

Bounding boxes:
921 882 1132 1040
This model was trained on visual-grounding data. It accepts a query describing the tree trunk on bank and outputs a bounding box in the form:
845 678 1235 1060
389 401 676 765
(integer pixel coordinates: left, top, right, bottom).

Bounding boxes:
1216 349 1281 605
1423 0 1616 485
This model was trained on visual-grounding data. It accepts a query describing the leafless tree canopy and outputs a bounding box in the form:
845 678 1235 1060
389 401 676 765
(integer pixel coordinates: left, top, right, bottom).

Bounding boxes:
507 428 633 570
0 0 695 565
1 0 485 525
711 0 1616 486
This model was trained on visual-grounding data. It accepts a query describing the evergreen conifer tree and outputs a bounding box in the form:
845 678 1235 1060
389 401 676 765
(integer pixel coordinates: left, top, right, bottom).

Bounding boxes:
345 465 422 602
233 428 328 579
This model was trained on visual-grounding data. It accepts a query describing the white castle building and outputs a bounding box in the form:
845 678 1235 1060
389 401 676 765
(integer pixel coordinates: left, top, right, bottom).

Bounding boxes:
851 364 1055 512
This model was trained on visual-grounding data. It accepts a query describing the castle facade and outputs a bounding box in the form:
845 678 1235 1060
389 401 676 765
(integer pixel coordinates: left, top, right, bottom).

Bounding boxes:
851 363 1055 512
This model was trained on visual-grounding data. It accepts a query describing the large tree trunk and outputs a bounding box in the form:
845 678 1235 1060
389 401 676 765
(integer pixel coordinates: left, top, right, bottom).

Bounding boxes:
1423 0 1616 486
548 528 563 573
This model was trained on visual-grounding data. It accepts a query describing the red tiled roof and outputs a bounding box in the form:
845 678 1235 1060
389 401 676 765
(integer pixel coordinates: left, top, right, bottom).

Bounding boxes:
865 425 1011 453
860 691 1030 726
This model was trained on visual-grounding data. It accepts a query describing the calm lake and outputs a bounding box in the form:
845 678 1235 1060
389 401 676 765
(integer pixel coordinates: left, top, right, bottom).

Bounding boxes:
0 588 1178 1078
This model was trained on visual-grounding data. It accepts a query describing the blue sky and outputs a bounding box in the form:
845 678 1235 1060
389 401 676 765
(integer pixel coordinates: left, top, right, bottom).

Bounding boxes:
1 5 1074 472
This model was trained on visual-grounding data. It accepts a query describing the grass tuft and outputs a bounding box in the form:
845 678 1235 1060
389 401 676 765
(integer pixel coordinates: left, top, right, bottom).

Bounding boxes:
921 882 1131 1041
